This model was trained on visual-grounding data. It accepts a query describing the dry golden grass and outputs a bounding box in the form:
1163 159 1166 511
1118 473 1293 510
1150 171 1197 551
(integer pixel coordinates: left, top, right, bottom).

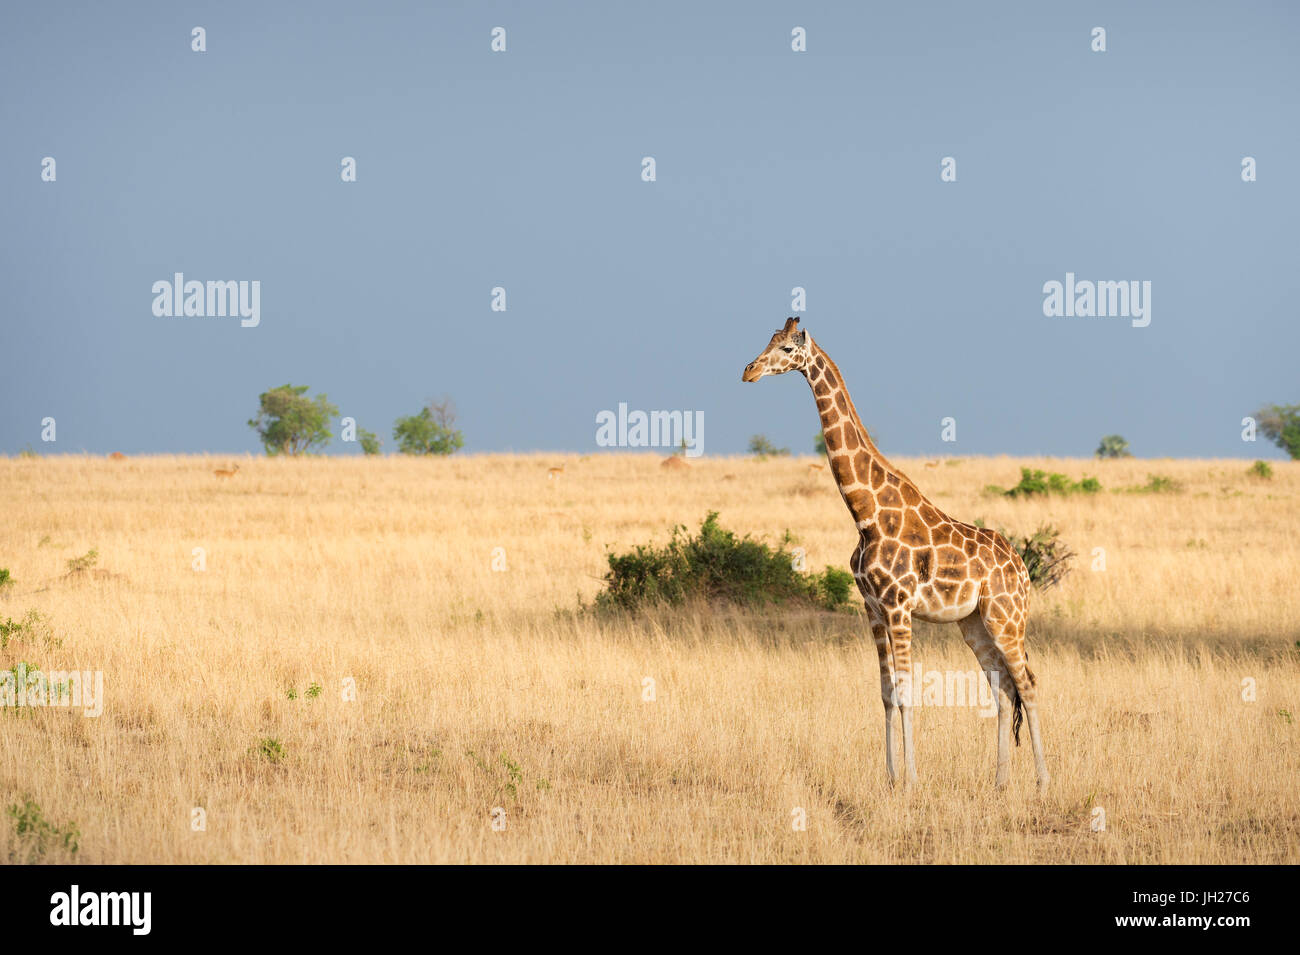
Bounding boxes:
0 452 1296 864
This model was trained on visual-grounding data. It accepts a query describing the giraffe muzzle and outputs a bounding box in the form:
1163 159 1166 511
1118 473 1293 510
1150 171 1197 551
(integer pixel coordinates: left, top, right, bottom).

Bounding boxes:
742 362 762 382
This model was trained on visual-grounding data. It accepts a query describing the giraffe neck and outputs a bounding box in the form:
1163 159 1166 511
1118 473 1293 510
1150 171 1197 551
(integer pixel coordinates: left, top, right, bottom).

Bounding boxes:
803 342 909 527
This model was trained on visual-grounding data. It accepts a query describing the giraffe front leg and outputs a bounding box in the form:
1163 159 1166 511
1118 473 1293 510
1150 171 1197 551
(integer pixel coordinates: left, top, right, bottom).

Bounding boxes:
888 611 917 787
871 623 898 785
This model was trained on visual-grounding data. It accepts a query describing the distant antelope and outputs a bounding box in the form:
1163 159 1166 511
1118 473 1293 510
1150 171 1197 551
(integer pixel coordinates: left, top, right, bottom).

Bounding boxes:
213 463 240 478
924 460 941 468
807 462 825 473
547 464 565 480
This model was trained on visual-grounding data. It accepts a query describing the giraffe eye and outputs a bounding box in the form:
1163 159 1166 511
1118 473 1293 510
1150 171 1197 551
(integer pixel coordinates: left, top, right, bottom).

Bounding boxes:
781 346 795 353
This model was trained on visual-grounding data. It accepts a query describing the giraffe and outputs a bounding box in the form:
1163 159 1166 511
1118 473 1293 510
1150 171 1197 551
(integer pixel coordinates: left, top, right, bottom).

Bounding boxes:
742 318 1049 789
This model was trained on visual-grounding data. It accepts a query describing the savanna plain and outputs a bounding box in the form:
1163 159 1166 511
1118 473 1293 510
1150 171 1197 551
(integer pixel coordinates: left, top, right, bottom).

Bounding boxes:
1 453 1297 864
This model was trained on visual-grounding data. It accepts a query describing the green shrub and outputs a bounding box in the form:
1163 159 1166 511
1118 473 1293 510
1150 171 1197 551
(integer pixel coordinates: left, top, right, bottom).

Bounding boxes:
0 611 58 652
1249 460 1273 480
65 549 98 573
253 737 286 764
815 566 855 607
813 431 826 455
1255 403 1300 460
973 521 1074 591
0 568 11 590
394 399 464 455
748 435 790 459
1095 434 1132 458
6 798 79 862
988 468 1101 498
358 428 382 455
1129 473 1181 494
594 512 852 612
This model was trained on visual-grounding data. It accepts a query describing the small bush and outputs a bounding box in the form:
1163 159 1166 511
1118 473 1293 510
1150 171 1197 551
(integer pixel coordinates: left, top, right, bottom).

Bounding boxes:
973 521 1074 591
65 549 98 573
748 435 790 459
1249 460 1273 480
1129 473 1181 494
394 398 463 456
988 468 1101 498
1004 525 1075 591
1095 435 1132 458
816 566 855 607
0 568 11 590
594 512 852 612
253 737 286 764
0 610 57 652
6 798 79 862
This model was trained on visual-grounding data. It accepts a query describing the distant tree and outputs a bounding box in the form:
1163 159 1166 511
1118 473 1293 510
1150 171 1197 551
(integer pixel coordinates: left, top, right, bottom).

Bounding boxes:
394 397 464 456
748 434 789 459
1255 403 1300 460
357 428 381 456
248 384 338 456
1095 434 1132 459
813 431 826 456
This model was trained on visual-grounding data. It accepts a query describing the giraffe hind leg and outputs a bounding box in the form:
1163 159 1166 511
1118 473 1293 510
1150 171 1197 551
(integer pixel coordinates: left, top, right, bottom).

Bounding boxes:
958 613 1013 788
979 598 1050 789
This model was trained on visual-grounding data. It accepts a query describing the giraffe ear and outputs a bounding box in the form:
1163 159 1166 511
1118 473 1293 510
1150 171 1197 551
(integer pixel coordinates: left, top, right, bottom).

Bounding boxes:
792 329 806 345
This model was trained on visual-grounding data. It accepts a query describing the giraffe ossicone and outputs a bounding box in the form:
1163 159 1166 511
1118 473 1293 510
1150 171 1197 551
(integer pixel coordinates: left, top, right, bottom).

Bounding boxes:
743 317 1050 790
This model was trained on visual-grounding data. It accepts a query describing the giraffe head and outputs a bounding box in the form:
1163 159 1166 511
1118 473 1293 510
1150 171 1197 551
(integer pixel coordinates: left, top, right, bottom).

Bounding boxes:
741 317 812 382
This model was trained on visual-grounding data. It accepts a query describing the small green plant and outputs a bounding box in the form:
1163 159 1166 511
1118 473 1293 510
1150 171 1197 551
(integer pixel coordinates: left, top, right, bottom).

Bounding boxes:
987 469 1101 498
0 568 12 590
1278 709 1293 725
1095 434 1132 458
747 435 790 459
1249 460 1274 480
305 682 322 699
7 798 79 862
65 549 98 573
253 737 286 763
285 687 298 700
500 753 523 800
0 611 58 652
1004 525 1075 591
358 428 382 456
1130 473 1181 494
816 566 855 608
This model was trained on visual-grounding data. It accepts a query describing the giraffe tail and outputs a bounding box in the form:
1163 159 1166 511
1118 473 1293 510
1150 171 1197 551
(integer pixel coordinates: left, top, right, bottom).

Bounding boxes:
1011 661 1036 746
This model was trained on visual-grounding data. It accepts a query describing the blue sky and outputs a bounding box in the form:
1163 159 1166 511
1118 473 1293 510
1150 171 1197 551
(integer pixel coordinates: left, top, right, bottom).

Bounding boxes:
2 1 1297 457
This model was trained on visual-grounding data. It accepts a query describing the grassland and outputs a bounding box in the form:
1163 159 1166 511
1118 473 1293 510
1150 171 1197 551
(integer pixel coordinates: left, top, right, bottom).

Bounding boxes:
1 453 1296 863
